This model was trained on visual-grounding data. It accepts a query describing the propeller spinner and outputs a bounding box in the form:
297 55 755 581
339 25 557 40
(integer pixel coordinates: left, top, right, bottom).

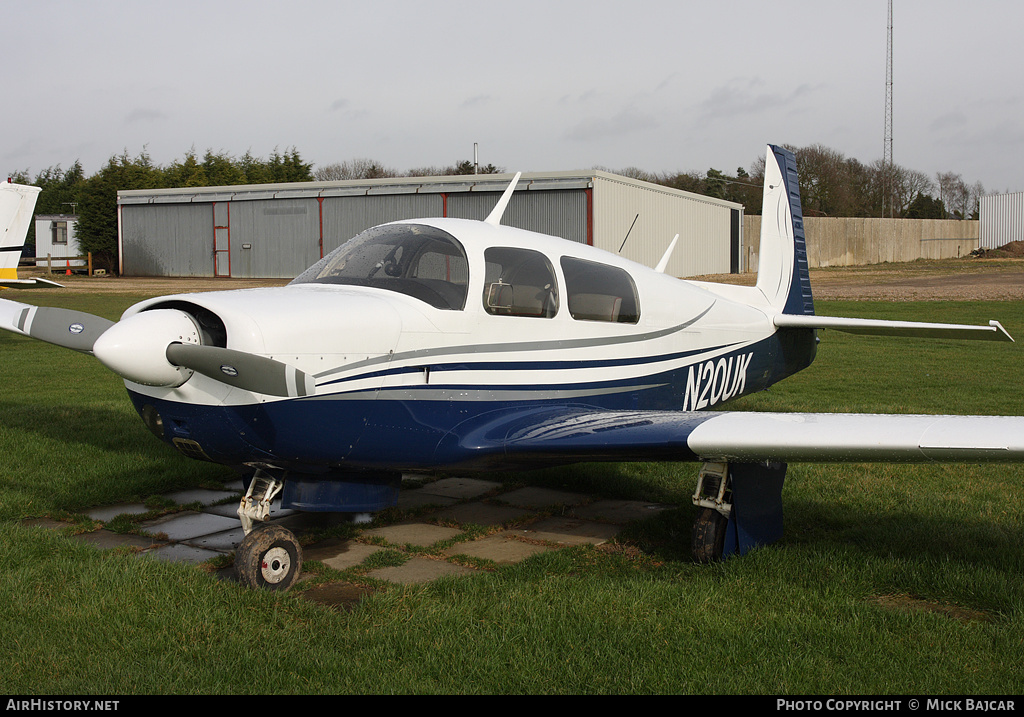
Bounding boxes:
5 302 314 398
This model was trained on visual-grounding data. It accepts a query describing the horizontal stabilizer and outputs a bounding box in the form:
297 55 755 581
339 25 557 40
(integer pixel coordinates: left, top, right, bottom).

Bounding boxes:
774 313 1014 342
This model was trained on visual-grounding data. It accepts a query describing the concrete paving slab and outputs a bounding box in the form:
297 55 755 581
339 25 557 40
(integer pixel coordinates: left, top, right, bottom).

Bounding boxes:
499 486 590 509
416 477 501 500
443 534 551 564
571 499 672 524
184 527 245 552
72 529 159 551
204 499 295 520
29 475 657 585
84 503 150 522
366 557 477 584
137 511 240 541
397 490 459 510
361 522 463 547
144 542 224 564
509 517 620 546
304 539 384 571
164 488 240 507
427 501 532 527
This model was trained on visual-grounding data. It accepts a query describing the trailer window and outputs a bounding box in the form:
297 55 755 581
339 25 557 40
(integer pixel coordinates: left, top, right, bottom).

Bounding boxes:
560 256 640 323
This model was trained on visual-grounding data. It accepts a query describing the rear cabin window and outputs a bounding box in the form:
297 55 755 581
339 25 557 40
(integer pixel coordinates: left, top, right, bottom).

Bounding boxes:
290 224 469 310
560 256 640 323
482 247 559 318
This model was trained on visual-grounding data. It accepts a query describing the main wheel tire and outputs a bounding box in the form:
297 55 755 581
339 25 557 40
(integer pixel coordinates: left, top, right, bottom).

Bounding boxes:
235 523 303 591
691 507 728 564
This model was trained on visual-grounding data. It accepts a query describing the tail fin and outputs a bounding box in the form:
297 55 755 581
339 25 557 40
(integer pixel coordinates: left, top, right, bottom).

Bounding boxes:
1 181 42 281
755 145 813 315
0 181 61 289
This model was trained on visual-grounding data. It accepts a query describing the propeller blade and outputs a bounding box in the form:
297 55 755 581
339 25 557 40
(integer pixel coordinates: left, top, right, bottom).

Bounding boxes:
12 305 114 353
165 343 316 398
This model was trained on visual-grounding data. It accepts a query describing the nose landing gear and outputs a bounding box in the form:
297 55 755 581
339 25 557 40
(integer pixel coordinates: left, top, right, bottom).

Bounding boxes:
234 469 303 591
235 522 303 592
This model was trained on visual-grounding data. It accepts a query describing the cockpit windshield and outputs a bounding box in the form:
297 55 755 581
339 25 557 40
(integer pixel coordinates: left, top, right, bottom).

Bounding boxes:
291 224 469 310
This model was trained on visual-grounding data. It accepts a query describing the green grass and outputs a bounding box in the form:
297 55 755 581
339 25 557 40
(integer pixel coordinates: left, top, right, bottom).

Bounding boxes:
2 290 1023 694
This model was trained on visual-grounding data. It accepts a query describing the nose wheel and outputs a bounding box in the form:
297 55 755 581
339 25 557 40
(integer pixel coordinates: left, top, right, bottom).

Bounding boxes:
235 523 303 591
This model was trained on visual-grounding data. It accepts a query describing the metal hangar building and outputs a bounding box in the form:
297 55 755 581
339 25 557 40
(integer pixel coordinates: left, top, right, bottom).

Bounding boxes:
116 171 744 279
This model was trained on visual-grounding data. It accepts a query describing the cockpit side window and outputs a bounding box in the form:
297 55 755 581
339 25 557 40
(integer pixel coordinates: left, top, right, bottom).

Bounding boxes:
482 247 559 318
560 256 640 323
290 224 469 310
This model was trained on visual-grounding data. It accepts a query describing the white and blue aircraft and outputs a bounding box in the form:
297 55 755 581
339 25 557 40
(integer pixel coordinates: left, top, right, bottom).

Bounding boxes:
2 146 1021 590
0 180 62 289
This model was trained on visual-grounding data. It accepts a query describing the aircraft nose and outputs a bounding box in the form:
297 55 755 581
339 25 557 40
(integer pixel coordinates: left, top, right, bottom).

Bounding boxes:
93 309 200 387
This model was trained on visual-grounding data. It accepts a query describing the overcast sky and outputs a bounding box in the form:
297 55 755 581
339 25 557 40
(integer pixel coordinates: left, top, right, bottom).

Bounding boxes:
4 0 1022 194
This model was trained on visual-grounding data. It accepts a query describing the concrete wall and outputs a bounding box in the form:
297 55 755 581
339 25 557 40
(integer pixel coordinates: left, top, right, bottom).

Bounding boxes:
740 216 979 272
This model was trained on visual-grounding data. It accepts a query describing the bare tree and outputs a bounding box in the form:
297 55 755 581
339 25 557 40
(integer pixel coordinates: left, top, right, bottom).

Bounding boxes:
935 171 966 219
874 161 934 217
314 158 398 181
968 181 986 219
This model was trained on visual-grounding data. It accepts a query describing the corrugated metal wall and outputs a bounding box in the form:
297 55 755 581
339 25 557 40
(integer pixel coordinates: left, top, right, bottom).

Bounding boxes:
447 190 589 244
980 192 1024 249
120 203 214 277
592 176 737 277
321 193 443 256
117 173 740 279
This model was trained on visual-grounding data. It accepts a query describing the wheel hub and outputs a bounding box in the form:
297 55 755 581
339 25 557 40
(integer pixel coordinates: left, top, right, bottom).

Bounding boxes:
260 547 292 584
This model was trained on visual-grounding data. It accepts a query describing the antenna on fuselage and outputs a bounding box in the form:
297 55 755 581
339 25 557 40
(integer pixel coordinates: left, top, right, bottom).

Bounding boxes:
655 234 679 274
484 172 522 227
618 213 639 253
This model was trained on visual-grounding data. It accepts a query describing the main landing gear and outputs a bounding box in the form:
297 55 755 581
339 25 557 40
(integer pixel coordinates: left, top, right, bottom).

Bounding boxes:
690 460 788 563
234 469 303 591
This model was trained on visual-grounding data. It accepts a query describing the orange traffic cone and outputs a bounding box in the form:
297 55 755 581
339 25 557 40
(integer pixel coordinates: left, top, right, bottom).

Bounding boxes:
66 260 71 276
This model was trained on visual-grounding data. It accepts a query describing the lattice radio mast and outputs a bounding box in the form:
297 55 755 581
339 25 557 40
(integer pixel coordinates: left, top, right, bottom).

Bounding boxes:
882 0 894 218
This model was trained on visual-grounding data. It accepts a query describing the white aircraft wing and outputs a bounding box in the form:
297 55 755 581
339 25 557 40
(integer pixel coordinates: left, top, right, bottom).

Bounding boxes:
685 412 1024 463
443 406 1024 469
0 277 65 289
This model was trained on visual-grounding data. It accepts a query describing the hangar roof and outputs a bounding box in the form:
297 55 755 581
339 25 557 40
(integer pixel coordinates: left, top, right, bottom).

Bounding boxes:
117 170 742 210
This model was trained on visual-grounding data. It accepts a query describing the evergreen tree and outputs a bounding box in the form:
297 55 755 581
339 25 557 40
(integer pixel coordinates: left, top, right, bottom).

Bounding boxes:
76 151 163 272
906 192 946 219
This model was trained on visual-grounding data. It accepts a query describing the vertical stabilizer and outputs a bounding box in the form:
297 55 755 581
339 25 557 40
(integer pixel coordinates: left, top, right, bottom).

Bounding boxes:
1 181 42 282
755 146 813 315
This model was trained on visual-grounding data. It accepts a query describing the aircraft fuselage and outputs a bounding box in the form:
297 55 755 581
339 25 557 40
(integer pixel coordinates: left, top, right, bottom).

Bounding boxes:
122 218 816 486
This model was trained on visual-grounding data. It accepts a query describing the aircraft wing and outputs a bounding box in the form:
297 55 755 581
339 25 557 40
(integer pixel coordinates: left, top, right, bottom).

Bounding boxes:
0 278 65 289
439 406 1024 469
